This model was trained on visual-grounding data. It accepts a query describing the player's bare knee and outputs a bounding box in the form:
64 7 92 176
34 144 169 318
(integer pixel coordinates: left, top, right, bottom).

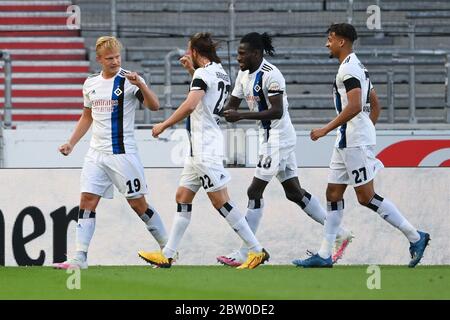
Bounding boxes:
80 193 99 211
175 189 186 203
326 189 342 202
176 187 194 204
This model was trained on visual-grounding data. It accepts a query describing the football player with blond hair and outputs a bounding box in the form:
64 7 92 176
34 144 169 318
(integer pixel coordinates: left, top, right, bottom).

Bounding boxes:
54 36 168 269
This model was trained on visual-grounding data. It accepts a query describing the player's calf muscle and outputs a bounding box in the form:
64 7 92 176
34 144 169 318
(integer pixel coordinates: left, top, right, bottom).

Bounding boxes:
207 189 229 209
127 197 147 215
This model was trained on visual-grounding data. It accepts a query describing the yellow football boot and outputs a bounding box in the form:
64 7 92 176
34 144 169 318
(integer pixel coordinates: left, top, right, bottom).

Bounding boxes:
138 250 172 268
236 248 270 269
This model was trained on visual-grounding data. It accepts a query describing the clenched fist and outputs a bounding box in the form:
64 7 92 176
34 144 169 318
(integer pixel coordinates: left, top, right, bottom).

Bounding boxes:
59 142 73 156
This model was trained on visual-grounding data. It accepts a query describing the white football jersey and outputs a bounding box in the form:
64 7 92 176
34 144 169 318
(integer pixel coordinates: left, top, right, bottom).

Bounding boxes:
188 62 231 161
83 68 144 154
232 58 296 147
333 53 376 148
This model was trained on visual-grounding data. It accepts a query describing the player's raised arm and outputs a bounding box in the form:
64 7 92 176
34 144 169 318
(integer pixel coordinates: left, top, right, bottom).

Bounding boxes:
369 88 381 125
180 55 195 76
152 90 205 138
59 107 93 156
125 71 160 111
140 85 160 111
165 90 204 126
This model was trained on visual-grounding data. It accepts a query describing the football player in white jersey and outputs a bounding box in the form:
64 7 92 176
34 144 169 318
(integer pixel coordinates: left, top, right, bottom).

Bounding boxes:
54 36 168 269
216 32 353 267
294 23 430 268
138 33 269 269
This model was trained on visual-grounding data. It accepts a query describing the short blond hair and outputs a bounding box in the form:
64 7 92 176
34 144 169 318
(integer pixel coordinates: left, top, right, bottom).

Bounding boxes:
95 36 123 55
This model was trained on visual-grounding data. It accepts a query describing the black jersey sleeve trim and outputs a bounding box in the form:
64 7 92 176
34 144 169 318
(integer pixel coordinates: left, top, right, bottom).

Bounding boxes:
343 77 361 92
135 89 144 103
268 90 284 95
190 78 208 91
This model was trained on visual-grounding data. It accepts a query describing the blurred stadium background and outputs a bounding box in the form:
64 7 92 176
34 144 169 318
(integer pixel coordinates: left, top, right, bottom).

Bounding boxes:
1 0 450 127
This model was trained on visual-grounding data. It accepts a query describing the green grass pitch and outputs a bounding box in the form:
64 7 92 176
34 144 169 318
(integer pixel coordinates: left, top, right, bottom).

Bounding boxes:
1 265 449 300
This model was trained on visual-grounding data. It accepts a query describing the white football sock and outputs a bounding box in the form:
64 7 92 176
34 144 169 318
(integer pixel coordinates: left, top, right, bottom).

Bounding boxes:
367 194 420 243
140 205 168 249
299 191 351 240
299 191 326 224
238 199 264 257
163 203 191 259
75 209 96 261
318 200 344 259
218 202 262 253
